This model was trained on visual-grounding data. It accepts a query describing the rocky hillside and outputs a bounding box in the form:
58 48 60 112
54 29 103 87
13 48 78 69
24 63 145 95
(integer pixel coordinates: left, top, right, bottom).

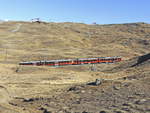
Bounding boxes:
0 22 150 62
0 21 149 113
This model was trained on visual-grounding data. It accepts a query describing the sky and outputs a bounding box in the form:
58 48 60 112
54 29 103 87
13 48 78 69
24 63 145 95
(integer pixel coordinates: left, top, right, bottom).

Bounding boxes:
0 0 150 24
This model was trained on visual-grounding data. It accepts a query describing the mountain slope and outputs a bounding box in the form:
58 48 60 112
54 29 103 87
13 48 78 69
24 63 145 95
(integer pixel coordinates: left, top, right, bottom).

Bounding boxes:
0 21 149 113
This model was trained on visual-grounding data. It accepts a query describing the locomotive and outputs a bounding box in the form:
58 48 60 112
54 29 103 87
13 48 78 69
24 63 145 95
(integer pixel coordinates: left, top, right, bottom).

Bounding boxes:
19 56 121 67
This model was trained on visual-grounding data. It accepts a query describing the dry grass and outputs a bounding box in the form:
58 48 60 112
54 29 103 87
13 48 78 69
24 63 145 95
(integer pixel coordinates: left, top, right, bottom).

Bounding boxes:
0 21 149 112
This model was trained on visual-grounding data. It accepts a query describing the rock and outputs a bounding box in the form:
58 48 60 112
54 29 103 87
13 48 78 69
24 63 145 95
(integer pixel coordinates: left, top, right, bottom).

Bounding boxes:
95 79 102 86
39 107 51 113
15 68 19 72
99 111 107 113
68 86 80 92
82 111 90 113
9 102 18 106
23 97 41 102
122 83 131 87
23 98 34 102
81 90 85 93
135 99 147 104
113 85 120 90
75 101 80 104
121 107 130 111
134 92 145 96
123 75 137 80
115 111 124 113
43 109 52 113
87 79 103 86
122 103 130 106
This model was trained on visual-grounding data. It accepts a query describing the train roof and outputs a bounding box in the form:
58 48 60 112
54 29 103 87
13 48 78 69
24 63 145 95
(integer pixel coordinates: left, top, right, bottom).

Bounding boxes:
19 56 121 64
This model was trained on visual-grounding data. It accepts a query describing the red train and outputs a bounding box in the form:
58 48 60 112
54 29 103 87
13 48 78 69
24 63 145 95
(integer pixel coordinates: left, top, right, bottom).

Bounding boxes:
19 57 121 67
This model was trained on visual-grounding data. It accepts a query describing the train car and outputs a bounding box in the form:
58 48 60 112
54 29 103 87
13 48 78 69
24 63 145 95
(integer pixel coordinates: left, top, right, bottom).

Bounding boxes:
19 56 121 67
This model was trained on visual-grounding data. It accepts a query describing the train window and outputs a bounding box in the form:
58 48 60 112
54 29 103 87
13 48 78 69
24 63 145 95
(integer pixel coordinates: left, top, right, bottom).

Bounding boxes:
36 62 41 65
48 62 55 64
45 62 51 65
80 60 84 62
84 60 89 63
85 60 88 62
60 61 69 64
109 59 114 61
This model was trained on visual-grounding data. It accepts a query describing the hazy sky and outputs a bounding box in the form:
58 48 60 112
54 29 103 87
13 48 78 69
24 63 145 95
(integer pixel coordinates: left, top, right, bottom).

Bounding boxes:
0 0 149 24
